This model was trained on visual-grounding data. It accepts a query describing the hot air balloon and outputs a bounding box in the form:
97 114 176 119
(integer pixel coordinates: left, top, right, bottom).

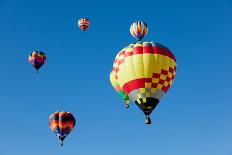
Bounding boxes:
78 18 90 32
130 21 148 41
28 51 46 73
49 111 76 146
110 71 130 108
111 41 176 124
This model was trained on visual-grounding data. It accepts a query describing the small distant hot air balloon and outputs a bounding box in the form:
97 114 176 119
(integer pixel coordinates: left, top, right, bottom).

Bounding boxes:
130 21 148 41
78 18 90 32
28 51 46 73
49 111 76 146
110 71 130 108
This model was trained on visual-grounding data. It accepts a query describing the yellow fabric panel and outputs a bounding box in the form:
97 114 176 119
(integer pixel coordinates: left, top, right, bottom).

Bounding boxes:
142 98 147 103
140 88 145 93
160 74 167 80
152 78 159 83
154 54 163 64
169 79 173 85
124 55 134 62
153 54 162 74
143 41 150 44
120 55 136 85
133 63 144 78
143 54 154 78
124 57 136 81
143 61 154 77
161 55 170 71
117 63 131 85
110 72 117 88
151 88 157 93
167 72 172 78
157 84 163 89
163 81 169 87
118 56 124 62
169 59 176 68
145 83 152 88
161 55 170 63
153 64 162 74
133 54 143 63
143 53 154 62
146 92 151 97
137 94 142 98
143 54 154 77
113 48 125 67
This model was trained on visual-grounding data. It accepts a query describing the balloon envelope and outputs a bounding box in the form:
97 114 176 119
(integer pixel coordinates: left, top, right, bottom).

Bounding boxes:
49 111 76 146
78 18 90 31
28 51 46 72
111 41 176 117
130 21 148 41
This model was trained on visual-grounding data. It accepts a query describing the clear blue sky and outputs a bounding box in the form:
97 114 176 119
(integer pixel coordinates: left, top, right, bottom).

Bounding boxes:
0 0 231 155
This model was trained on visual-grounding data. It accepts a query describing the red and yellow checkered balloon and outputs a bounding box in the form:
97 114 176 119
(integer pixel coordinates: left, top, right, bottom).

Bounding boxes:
111 41 176 123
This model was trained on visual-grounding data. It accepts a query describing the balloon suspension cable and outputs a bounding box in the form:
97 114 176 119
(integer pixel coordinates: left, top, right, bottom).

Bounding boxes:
36 70 38 73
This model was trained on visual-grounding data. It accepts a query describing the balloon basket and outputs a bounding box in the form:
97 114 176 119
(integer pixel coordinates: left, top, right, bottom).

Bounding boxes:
145 116 151 125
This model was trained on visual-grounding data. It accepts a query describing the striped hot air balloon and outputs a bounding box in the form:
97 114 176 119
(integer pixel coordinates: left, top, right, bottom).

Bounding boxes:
28 51 46 73
110 71 130 108
78 18 90 32
49 111 76 146
130 21 148 41
111 41 176 124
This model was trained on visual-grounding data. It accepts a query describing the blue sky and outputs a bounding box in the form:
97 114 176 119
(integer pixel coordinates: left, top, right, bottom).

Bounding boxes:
0 0 231 155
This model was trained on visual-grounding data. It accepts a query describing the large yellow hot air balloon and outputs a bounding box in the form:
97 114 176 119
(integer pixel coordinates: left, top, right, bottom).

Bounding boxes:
110 25 177 124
